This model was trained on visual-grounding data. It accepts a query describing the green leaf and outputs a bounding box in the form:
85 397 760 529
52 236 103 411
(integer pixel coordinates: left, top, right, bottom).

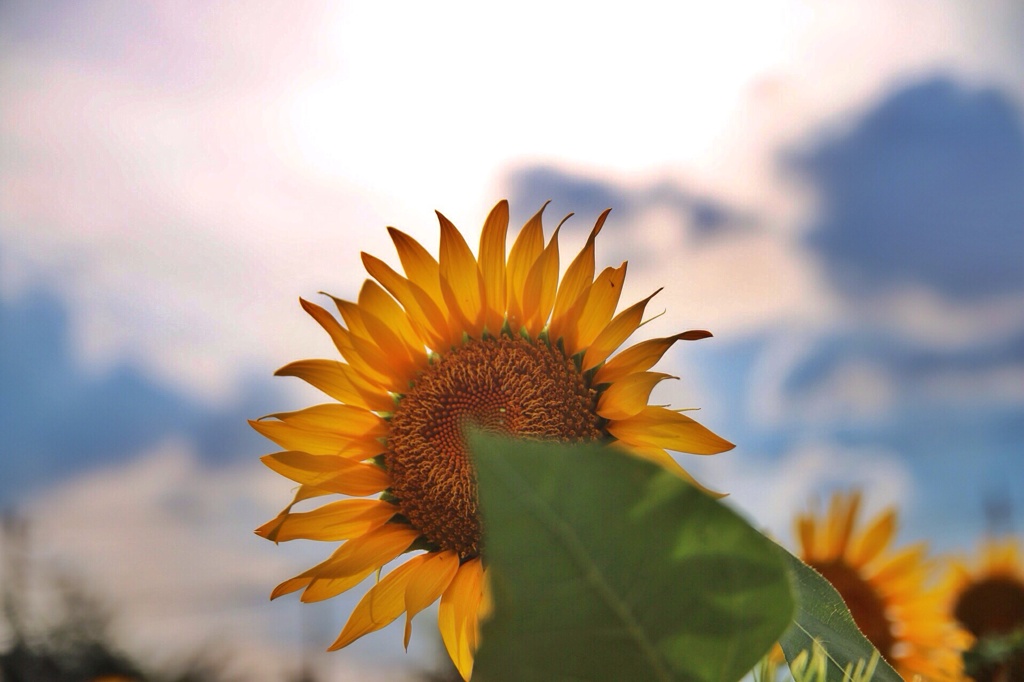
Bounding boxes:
777 551 901 682
469 433 795 682
963 626 1024 679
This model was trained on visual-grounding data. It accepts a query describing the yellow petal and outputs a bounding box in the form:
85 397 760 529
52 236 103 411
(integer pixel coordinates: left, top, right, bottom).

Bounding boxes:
506 203 547 331
286 482 332 507
872 543 928 588
597 372 676 420
270 575 314 600
521 226 560 336
404 550 460 649
478 200 509 334
330 294 420 373
331 323 409 392
575 263 626 351
259 451 390 496
269 523 415 601
595 330 712 385
251 420 354 455
258 484 334 547
299 299 395 390
826 492 861 562
331 295 371 340
274 359 394 412
262 403 387 440
987 537 1021 574
328 554 427 650
300 297 350 358
255 498 396 543
612 442 725 497
388 227 446 312
796 514 818 559
606 406 735 455
358 280 424 356
301 524 420 602
582 288 661 371
389 227 462 344
362 252 450 350
251 413 386 460
338 436 392 461
302 566 379 603
438 211 485 335
439 557 484 681
549 210 607 346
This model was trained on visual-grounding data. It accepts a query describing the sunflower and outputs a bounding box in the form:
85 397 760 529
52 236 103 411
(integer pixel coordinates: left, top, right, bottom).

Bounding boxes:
943 536 1024 639
941 536 1024 681
792 491 962 681
252 200 733 680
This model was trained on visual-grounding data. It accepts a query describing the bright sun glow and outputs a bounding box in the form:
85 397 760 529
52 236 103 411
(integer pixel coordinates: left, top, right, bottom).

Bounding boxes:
283 1 805 195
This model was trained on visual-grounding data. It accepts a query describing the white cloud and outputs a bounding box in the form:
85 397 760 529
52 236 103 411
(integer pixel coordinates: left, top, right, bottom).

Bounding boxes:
603 203 834 342
750 346 899 427
847 284 1024 351
918 364 1024 406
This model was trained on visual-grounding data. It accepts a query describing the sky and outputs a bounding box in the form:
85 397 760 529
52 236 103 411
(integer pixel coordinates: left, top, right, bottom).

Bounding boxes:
1 1 1023 679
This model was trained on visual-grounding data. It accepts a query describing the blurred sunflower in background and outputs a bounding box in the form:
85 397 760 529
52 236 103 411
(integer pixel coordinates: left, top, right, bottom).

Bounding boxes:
252 200 734 679
941 536 1024 682
792 491 962 681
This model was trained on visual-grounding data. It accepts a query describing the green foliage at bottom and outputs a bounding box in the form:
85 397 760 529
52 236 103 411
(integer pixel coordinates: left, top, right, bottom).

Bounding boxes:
776 551 901 682
963 626 1024 682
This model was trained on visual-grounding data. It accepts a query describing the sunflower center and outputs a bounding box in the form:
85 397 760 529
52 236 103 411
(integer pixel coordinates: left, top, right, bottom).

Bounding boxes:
385 335 601 559
812 560 895 661
954 575 1024 637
